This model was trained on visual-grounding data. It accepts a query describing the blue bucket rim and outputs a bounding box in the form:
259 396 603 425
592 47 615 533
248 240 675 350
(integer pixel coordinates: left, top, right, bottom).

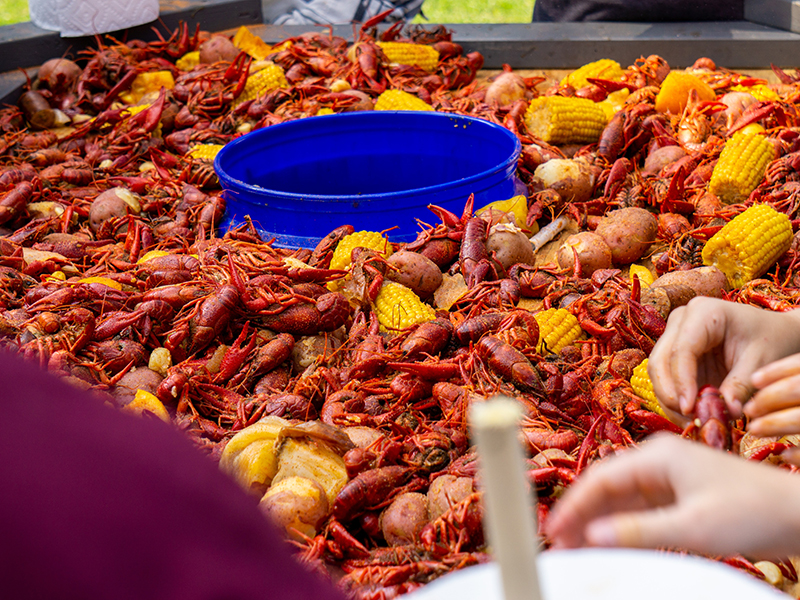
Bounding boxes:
214 111 522 205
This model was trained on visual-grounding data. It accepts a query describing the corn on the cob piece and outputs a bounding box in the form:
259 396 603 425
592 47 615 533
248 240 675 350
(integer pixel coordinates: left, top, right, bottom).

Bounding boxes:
232 63 288 107
561 59 625 90
730 84 778 102
329 231 392 272
119 71 176 105
709 131 774 204
534 308 583 354
373 281 436 330
186 144 224 161
374 89 434 112
376 41 440 72
630 359 666 416
702 204 792 288
524 96 607 145
176 51 200 71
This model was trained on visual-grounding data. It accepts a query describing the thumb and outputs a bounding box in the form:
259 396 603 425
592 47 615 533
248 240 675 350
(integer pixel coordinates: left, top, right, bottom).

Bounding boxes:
584 508 689 550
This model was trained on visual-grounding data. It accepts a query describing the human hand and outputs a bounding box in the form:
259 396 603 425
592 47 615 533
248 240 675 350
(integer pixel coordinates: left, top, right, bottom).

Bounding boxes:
544 435 800 558
647 297 800 417
745 355 800 440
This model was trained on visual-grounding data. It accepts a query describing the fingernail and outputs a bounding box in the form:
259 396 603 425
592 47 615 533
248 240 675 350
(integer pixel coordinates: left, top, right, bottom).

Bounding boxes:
586 520 617 547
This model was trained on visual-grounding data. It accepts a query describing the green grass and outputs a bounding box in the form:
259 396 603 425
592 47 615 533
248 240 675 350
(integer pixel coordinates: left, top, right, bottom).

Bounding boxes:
414 0 534 23
0 1 532 27
0 0 29 26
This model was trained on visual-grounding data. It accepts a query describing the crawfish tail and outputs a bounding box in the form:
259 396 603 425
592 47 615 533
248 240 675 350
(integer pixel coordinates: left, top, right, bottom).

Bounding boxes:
400 318 453 358
476 335 545 396
332 466 411 521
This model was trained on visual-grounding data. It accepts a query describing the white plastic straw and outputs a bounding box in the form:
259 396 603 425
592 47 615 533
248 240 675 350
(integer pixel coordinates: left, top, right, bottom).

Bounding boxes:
469 396 543 600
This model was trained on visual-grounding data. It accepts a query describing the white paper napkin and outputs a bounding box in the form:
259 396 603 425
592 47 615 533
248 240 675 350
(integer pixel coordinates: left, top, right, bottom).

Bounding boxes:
28 0 159 37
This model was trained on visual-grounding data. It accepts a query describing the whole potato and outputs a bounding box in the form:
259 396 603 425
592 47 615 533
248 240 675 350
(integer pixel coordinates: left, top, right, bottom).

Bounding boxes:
387 250 443 297
642 145 686 176
427 475 474 521
259 476 329 541
486 224 535 273
339 89 374 112
484 71 527 106
595 207 658 265
199 35 239 63
532 158 595 203
651 265 729 298
113 367 163 406
556 231 613 276
89 187 142 232
37 58 81 95
379 492 430 546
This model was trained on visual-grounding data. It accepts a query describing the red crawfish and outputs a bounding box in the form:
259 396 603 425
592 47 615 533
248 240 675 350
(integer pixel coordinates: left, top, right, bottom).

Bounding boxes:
400 318 453 358
476 335 545 397
309 224 354 268
0 180 33 226
332 466 412 522
419 492 485 557
454 312 506 345
459 216 497 288
255 292 350 336
686 385 733 451
236 332 295 389
166 284 239 358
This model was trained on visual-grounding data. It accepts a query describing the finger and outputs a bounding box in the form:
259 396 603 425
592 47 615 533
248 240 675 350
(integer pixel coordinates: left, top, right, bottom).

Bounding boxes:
670 309 728 414
748 406 800 438
544 447 674 546
744 373 800 419
648 307 688 413
752 354 800 389
781 447 800 467
584 507 688 549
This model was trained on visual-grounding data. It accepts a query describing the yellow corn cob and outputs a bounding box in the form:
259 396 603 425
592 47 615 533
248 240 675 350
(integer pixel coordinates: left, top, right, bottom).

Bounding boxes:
375 89 434 112
730 84 778 102
329 231 392 272
373 281 436 330
232 63 288 107
630 359 666 416
534 308 584 354
376 41 440 72
708 131 775 204
524 96 607 145
561 59 625 90
119 71 175 105
629 264 655 288
176 51 200 71
702 204 792 288
187 144 224 161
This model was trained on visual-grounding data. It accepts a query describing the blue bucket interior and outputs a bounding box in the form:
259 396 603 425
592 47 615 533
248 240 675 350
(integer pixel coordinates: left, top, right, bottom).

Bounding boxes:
215 111 522 249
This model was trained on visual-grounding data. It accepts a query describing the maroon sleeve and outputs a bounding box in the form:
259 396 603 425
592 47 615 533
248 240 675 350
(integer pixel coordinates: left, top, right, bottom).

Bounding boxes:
0 351 348 600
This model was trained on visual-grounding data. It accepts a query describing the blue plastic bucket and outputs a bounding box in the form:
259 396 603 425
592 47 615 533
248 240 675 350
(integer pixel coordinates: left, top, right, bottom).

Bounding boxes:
214 111 522 249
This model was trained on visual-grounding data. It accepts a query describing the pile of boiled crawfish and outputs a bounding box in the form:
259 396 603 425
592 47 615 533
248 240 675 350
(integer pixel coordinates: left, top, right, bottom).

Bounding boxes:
4 15 800 600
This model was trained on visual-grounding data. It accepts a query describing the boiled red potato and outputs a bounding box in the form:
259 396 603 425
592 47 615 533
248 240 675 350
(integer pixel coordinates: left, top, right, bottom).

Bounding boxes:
594 207 658 265
556 231 613 276
199 35 239 63
532 158 596 203
484 70 527 106
379 492 430 546
386 250 443 297
427 474 474 521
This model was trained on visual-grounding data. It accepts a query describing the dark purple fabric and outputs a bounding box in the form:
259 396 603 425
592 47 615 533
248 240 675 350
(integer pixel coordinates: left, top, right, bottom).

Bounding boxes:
0 351 347 600
532 0 744 22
